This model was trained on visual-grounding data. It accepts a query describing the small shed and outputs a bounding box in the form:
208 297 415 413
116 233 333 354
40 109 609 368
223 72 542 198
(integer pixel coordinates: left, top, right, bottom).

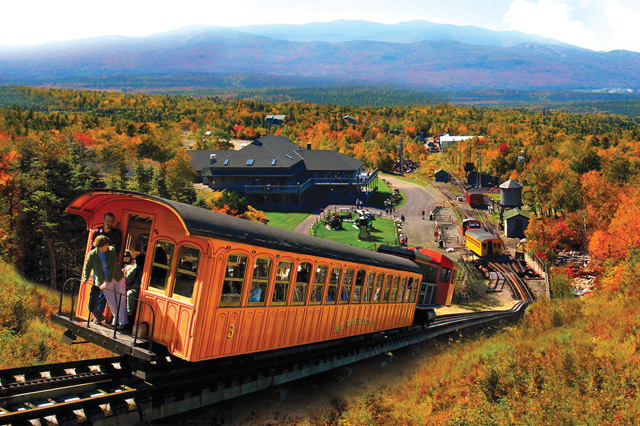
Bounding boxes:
504 208 530 238
468 172 495 188
434 168 449 183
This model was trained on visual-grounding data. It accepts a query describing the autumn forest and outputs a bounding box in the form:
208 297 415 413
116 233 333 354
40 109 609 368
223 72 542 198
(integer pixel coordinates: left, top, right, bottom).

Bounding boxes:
1 85 640 423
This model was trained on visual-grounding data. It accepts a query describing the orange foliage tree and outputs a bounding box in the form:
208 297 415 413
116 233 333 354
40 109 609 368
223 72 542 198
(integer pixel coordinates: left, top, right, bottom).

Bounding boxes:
589 190 640 263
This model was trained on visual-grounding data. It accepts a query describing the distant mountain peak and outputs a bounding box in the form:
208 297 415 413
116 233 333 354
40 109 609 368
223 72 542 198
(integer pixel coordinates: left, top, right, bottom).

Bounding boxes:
1 20 639 91
228 19 576 49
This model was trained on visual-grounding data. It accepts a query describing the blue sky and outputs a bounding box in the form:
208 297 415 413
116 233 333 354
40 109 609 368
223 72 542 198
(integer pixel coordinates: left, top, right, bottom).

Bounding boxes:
3 0 640 52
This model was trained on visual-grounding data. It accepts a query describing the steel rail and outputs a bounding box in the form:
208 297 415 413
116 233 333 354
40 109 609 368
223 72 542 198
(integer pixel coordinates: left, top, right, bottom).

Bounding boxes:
0 305 528 425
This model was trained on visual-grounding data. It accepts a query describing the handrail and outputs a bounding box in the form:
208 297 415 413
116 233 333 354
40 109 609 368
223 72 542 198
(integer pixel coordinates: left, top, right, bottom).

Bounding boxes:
56 279 156 354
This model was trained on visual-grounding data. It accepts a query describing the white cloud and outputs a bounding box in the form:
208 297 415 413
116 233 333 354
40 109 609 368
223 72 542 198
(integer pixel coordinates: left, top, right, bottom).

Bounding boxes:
504 0 640 52
603 0 640 52
2 0 640 52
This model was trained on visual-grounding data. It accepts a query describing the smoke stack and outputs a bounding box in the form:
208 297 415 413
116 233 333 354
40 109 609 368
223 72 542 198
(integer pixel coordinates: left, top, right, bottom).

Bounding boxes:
210 153 217 165
307 143 312 150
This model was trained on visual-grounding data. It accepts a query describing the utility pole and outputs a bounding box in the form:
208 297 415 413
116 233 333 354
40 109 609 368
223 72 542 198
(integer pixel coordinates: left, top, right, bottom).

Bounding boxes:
397 141 404 176
476 149 481 190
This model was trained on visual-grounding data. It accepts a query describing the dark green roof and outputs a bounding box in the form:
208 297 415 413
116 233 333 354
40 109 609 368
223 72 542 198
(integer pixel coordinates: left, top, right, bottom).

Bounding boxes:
504 208 530 220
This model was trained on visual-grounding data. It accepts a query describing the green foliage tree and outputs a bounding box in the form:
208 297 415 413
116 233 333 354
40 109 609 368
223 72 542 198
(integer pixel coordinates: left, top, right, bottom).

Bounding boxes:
213 190 249 216
17 133 104 288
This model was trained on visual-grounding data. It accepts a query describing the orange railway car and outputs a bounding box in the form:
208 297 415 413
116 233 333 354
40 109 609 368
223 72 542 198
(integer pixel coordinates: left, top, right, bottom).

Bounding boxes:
54 190 426 362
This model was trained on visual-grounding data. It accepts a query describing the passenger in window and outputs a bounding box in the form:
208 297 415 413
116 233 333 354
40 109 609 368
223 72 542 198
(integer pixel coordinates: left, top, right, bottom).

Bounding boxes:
154 244 167 265
248 282 262 303
296 264 310 283
81 235 128 329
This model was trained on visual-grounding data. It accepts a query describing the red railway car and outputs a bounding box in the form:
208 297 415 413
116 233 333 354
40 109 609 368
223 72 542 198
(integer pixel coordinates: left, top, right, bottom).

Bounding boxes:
466 188 484 206
54 190 436 362
377 245 457 306
462 218 481 235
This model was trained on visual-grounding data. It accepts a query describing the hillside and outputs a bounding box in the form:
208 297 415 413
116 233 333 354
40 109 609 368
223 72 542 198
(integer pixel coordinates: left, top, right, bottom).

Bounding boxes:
1 23 639 91
0 262 114 368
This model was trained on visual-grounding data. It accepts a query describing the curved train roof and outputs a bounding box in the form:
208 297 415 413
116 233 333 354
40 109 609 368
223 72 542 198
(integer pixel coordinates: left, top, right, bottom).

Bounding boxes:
67 190 422 275
465 229 501 242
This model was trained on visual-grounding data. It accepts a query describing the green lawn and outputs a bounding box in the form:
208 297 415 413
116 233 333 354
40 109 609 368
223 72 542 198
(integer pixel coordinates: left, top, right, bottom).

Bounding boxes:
313 214 397 250
264 211 312 231
369 177 406 209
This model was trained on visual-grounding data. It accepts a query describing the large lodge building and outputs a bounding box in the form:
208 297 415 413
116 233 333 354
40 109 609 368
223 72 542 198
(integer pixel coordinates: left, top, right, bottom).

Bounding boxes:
188 135 378 211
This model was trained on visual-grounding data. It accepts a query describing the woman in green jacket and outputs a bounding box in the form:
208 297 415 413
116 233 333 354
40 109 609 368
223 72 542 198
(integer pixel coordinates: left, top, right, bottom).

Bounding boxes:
81 235 129 329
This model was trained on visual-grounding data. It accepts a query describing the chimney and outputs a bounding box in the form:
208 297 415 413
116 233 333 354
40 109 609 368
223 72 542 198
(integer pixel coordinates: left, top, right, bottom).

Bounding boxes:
307 143 312 150
210 154 217 165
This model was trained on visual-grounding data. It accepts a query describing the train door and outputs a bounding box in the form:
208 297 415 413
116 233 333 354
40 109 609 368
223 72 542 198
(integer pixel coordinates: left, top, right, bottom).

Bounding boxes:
123 212 153 262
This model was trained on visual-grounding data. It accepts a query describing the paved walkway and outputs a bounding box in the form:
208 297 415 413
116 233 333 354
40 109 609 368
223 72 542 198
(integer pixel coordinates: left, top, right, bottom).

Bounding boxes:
293 175 443 251
383 175 440 250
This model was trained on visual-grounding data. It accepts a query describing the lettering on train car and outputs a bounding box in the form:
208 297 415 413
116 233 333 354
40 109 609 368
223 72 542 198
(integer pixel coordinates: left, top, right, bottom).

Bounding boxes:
334 317 375 333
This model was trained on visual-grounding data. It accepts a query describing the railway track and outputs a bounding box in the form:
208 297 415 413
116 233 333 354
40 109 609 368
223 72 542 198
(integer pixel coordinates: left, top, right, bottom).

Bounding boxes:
433 169 536 303
487 260 536 302
0 306 527 425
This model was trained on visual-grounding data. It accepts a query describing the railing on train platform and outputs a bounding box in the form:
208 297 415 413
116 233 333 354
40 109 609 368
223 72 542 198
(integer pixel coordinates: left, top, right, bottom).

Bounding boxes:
57 278 156 354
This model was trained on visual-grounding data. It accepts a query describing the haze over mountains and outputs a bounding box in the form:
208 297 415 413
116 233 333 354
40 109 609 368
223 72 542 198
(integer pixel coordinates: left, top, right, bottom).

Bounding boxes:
1 20 639 91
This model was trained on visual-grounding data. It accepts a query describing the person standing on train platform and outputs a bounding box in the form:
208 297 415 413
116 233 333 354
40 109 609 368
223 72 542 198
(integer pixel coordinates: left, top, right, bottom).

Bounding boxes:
81 235 128 329
87 212 123 323
126 246 146 325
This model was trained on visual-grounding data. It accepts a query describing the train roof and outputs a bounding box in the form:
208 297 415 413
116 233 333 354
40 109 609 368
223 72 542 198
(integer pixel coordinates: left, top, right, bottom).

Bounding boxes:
462 218 481 223
465 229 501 242
66 190 422 275
377 245 455 270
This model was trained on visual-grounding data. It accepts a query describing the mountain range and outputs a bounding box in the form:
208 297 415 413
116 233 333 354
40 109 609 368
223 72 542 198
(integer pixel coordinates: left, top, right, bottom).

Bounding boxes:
1 20 639 91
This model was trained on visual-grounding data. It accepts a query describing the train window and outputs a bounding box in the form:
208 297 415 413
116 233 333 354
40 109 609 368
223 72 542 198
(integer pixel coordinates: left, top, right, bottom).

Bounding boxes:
326 267 341 304
352 270 365 303
409 277 418 302
420 263 439 284
273 260 293 305
390 276 400 302
340 269 354 303
249 257 272 306
398 276 407 302
292 262 312 305
383 275 392 302
171 245 200 300
363 272 375 303
148 241 175 293
373 274 384 303
440 267 451 283
310 264 328 304
404 277 412 302
220 253 248 307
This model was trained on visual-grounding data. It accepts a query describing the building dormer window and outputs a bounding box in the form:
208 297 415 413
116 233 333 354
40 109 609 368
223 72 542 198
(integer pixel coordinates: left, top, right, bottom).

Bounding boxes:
246 159 255 166
223 159 229 166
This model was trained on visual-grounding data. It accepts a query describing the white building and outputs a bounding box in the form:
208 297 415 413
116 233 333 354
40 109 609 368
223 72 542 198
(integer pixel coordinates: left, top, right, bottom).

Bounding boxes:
438 133 477 148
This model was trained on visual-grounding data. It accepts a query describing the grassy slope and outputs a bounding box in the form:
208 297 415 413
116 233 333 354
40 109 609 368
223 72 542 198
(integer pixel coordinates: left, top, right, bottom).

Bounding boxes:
300 293 640 425
263 211 311 231
313 215 397 250
0 262 113 369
